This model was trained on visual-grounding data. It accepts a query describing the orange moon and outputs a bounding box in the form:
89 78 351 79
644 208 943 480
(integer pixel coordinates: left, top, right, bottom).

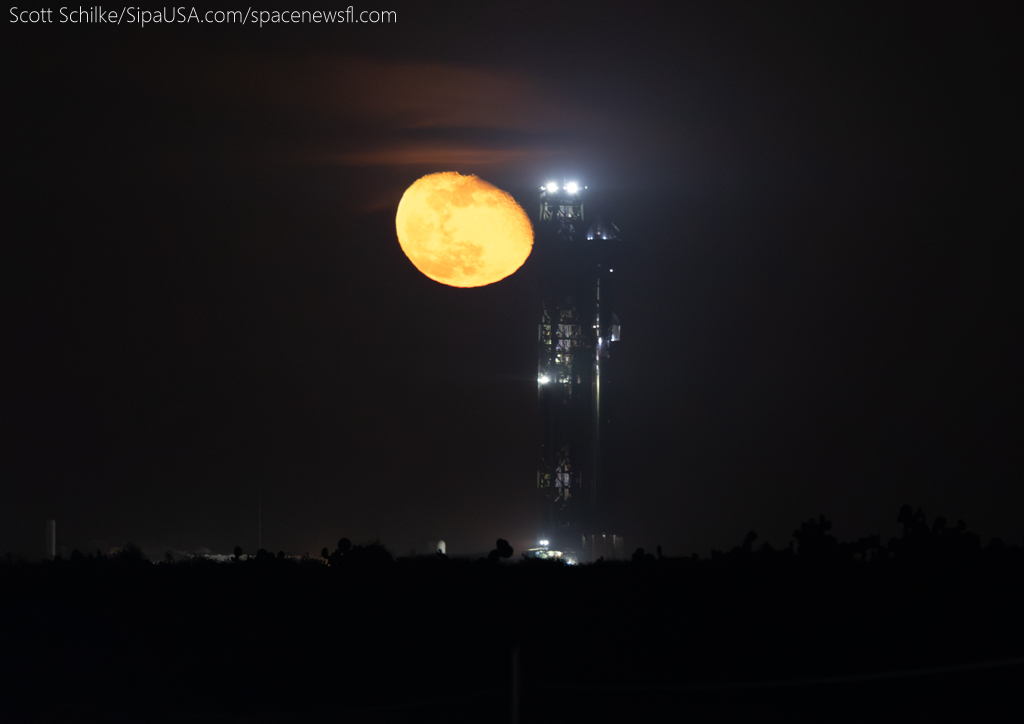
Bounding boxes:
395 172 534 288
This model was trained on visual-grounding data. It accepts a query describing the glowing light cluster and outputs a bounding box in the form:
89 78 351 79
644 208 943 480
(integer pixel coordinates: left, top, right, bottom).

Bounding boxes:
542 181 581 194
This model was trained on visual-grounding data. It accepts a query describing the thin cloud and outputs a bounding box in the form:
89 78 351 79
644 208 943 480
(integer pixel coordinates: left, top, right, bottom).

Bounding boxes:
130 45 583 177
316 57 577 132
194 52 579 132
119 40 676 210
323 143 556 167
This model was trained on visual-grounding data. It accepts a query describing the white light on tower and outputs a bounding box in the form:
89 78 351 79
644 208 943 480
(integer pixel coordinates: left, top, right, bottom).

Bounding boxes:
565 182 579 194
545 182 559 193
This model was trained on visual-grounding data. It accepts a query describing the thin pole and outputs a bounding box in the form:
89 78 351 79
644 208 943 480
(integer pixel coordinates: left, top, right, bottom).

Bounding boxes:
511 645 520 724
258 492 262 551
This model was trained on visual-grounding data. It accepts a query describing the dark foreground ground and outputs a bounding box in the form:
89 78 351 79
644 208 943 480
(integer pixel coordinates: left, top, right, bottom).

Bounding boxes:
2 521 1023 723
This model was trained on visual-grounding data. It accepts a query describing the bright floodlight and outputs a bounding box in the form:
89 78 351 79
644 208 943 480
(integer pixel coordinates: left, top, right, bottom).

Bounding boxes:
545 182 559 193
538 375 550 385
565 182 579 194
539 539 549 547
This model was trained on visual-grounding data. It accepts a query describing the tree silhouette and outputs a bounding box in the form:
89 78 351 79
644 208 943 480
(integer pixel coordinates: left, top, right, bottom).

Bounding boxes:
114 543 148 564
487 539 513 562
792 515 838 561
742 531 758 551
632 547 655 563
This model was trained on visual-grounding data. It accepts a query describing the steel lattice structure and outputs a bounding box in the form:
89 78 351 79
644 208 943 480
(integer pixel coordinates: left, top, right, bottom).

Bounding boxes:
536 182 624 561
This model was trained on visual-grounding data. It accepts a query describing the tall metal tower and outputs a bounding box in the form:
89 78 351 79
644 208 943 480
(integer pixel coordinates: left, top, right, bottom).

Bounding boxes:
535 181 624 561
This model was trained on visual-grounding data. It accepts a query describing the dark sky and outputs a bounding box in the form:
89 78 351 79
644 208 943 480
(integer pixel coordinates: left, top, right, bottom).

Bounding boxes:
5 2 1019 559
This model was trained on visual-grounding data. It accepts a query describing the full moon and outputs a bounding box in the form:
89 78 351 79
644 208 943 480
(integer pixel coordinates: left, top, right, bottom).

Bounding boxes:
395 172 534 288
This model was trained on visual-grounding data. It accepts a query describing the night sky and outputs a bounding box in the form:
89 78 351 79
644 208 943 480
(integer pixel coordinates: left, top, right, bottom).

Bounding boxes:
5 2 1019 560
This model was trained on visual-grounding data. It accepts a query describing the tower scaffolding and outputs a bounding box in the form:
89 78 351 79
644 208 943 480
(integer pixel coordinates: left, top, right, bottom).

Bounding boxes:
535 181 624 561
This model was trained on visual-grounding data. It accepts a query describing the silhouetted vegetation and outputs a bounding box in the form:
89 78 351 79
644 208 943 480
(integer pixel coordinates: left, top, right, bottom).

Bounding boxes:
1 507 1021 722
487 537 514 562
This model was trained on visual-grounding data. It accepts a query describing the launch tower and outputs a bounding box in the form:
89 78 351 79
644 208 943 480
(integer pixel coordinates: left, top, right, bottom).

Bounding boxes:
535 181 624 561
